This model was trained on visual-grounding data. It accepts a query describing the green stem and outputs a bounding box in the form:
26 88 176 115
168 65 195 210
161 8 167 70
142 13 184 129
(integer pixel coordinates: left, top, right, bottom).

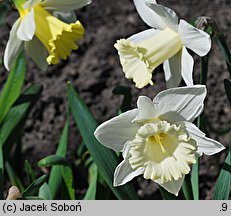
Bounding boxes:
207 19 231 78
191 54 209 200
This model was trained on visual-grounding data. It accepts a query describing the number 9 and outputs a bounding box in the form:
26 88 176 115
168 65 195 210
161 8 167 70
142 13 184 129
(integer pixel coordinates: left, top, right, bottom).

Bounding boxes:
222 203 227 211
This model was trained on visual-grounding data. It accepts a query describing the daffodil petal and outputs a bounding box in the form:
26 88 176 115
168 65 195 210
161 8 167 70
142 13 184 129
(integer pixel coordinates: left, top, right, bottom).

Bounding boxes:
182 121 225 156
128 28 160 44
153 85 206 122
181 47 194 86
24 0 42 9
133 0 167 29
4 19 23 71
25 37 48 71
178 19 211 57
94 109 139 152
52 10 77 24
17 9 35 41
41 0 92 11
114 158 145 186
133 96 157 122
156 176 185 196
145 0 179 31
163 49 182 88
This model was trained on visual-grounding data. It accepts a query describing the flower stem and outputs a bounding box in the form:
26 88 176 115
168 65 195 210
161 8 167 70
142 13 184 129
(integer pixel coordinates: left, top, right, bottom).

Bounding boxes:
207 19 231 78
191 54 209 200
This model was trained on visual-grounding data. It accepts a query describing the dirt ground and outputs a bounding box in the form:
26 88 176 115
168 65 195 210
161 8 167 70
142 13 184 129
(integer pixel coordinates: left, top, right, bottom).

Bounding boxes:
0 0 231 199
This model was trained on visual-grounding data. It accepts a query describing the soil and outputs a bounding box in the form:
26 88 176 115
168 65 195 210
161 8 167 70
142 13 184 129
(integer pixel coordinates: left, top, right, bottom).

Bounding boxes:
0 0 231 200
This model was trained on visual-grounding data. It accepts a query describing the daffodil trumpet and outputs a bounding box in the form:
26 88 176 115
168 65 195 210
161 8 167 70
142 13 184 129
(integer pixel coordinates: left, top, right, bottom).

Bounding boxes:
114 0 211 88
94 85 225 195
4 0 92 71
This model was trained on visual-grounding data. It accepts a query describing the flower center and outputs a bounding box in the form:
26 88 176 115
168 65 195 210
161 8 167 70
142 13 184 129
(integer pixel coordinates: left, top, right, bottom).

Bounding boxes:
148 133 167 153
129 120 197 183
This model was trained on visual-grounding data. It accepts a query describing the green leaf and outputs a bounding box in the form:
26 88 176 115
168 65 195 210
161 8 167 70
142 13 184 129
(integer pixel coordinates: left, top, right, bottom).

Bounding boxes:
191 156 199 200
213 151 231 200
5 162 24 192
21 175 47 197
113 86 132 113
48 120 69 199
0 145 3 199
0 84 43 158
0 52 26 124
24 160 36 183
61 166 75 200
0 2 11 26
38 183 52 200
67 83 138 200
182 174 193 200
38 155 70 167
38 154 74 200
84 163 98 200
224 79 231 106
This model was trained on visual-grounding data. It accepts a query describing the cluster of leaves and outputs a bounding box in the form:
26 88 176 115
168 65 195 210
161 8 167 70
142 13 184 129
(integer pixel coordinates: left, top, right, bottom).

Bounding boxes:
0 50 230 200
0 52 140 200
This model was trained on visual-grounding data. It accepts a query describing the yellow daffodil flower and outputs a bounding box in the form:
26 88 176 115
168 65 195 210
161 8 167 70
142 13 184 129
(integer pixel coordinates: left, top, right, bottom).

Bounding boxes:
114 0 211 88
4 0 92 71
94 85 225 195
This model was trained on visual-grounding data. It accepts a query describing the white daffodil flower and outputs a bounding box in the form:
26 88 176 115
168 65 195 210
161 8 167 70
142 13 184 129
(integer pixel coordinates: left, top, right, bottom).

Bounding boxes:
4 0 92 71
94 85 225 195
114 0 211 89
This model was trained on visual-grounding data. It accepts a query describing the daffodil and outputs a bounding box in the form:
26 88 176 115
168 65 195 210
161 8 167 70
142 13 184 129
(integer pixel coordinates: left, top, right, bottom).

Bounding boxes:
114 0 211 88
4 0 92 71
94 85 225 195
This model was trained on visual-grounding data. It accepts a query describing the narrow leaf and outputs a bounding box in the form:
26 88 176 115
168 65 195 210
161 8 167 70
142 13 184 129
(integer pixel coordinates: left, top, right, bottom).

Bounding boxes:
38 155 70 167
68 83 138 200
61 166 75 200
224 79 231 106
0 52 26 124
5 162 24 192
213 151 231 200
48 120 69 199
0 146 3 199
0 84 42 159
21 175 47 197
84 163 98 200
38 183 52 200
182 174 193 200
0 2 11 26
191 157 199 200
113 86 132 113
24 160 36 183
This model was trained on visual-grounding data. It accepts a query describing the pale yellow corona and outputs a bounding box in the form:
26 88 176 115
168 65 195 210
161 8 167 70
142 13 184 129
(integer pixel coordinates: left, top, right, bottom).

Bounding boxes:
129 120 197 182
114 28 183 89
